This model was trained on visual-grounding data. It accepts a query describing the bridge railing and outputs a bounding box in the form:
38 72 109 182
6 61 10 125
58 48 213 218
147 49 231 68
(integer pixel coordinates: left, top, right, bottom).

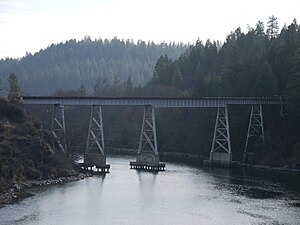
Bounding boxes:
21 96 285 107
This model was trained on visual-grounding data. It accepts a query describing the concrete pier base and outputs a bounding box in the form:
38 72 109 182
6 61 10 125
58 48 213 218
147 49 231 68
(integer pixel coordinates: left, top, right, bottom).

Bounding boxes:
206 152 237 168
80 153 110 173
130 162 165 171
209 152 232 161
130 153 165 171
203 160 240 169
79 164 110 173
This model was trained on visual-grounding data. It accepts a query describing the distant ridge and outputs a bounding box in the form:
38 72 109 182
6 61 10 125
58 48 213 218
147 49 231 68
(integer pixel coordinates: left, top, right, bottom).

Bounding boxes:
0 37 187 95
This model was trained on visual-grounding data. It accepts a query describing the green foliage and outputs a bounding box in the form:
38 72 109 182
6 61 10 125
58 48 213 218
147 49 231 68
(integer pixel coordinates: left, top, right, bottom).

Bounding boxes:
267 15 279 38
0 98 25 123
0 98 76 183
53 84 88 97
255 21 265 38
288 41 300 139
152 55 173 85
125 76 133 95
1 17 299 168
147 17 300 165
8 73 20 94
93 75 110 96
150 17 300 102
79 83 86 96
253 59 277 96
171 65 183 87
0 38 187 95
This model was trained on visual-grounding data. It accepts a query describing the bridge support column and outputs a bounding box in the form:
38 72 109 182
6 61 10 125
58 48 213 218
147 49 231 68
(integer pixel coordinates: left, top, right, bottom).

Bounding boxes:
83 105 110 173
51 104 67 153
243 104 264 162
209 106 232 162
130 105 165 171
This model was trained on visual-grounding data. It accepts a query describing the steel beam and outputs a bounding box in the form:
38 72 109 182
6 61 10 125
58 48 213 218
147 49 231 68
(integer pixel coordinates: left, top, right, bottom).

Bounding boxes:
210 106 232 160
138 106 158 155
86 105 105 155
51 104 67 153
243 104 264 161
22 96 284 107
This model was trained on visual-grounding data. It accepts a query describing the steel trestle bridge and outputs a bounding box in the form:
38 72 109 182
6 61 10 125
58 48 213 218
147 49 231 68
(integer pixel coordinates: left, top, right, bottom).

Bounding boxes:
22 96 283 107
22 96 287 171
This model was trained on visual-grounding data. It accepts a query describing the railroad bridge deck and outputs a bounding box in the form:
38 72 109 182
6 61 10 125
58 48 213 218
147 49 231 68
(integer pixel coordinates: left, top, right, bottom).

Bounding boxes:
22 96 286 170
22 96 284 107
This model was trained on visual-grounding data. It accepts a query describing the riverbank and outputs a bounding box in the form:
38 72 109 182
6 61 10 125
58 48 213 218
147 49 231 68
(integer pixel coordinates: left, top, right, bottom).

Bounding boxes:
107 148 300 173
0 172 93 206
239 163 300 173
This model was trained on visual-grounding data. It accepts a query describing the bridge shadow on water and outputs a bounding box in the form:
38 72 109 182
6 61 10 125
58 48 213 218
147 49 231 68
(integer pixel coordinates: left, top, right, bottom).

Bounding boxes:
160 154 300 201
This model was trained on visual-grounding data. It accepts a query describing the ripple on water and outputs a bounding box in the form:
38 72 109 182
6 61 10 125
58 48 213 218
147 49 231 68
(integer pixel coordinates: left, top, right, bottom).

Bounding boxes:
0 156 299 225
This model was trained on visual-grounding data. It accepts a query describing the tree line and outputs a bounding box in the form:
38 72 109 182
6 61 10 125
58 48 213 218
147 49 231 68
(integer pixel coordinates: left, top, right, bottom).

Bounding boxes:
5 16 300 167
147 16 300 165
0 37 187 95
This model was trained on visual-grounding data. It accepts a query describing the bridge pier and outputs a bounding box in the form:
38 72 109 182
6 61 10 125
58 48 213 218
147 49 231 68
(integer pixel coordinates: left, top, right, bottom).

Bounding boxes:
51 104 67 153
81 105 110 173
243 104 264 162
130 106 165 171
209 106 232 162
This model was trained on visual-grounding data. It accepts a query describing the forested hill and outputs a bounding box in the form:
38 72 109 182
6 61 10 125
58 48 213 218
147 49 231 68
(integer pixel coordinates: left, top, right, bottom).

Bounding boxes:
151 18 299 99
148 17 300 166
0 37 187 95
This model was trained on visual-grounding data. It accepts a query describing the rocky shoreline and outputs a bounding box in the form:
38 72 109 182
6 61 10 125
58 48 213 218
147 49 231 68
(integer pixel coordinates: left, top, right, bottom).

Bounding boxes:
0 172 93 206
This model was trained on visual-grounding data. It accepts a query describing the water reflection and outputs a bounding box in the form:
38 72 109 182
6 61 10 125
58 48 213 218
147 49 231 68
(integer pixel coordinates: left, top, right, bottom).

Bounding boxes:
136 170 157 185
0 156 299 225
201 166 300 199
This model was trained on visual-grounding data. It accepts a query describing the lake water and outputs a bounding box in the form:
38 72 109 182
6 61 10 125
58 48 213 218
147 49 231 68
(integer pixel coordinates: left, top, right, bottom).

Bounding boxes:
1 155 300 225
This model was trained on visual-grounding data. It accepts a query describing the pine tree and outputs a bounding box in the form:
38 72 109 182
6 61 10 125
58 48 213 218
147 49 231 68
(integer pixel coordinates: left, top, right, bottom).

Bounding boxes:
254 60 277 96
125 75 133 95
255 20 265 39
266 15 279 38
79 83 86 96
287 42 300 135
8 73 21 94
171 65 183 87
152 55 172 85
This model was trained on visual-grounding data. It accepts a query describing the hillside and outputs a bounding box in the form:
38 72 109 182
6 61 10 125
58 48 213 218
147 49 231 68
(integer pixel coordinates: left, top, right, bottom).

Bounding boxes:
0 38 187 95
0 98 76 193
146 18 300 167
30 17 300 169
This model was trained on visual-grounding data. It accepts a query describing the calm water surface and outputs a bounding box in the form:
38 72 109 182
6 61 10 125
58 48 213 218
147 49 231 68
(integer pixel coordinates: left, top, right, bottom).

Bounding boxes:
1 156 300 225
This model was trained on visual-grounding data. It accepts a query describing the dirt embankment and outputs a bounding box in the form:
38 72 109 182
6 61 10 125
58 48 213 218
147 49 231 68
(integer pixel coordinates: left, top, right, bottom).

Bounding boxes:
0 98 84 205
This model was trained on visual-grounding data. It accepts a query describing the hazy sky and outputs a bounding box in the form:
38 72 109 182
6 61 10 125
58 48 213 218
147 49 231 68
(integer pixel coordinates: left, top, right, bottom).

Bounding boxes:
0 0 299 59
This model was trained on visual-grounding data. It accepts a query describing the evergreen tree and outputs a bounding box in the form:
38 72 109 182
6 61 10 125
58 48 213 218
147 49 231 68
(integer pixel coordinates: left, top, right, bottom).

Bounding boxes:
79 83 87 96
255 20 265 38
8 73 20 93
171 65 183 87
287 41 300 136
152 55 172 85
267 15 279 38
93 76 110 96
125 75 133 95
220 39 244 96
254 59 277 96
0 38 187 95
